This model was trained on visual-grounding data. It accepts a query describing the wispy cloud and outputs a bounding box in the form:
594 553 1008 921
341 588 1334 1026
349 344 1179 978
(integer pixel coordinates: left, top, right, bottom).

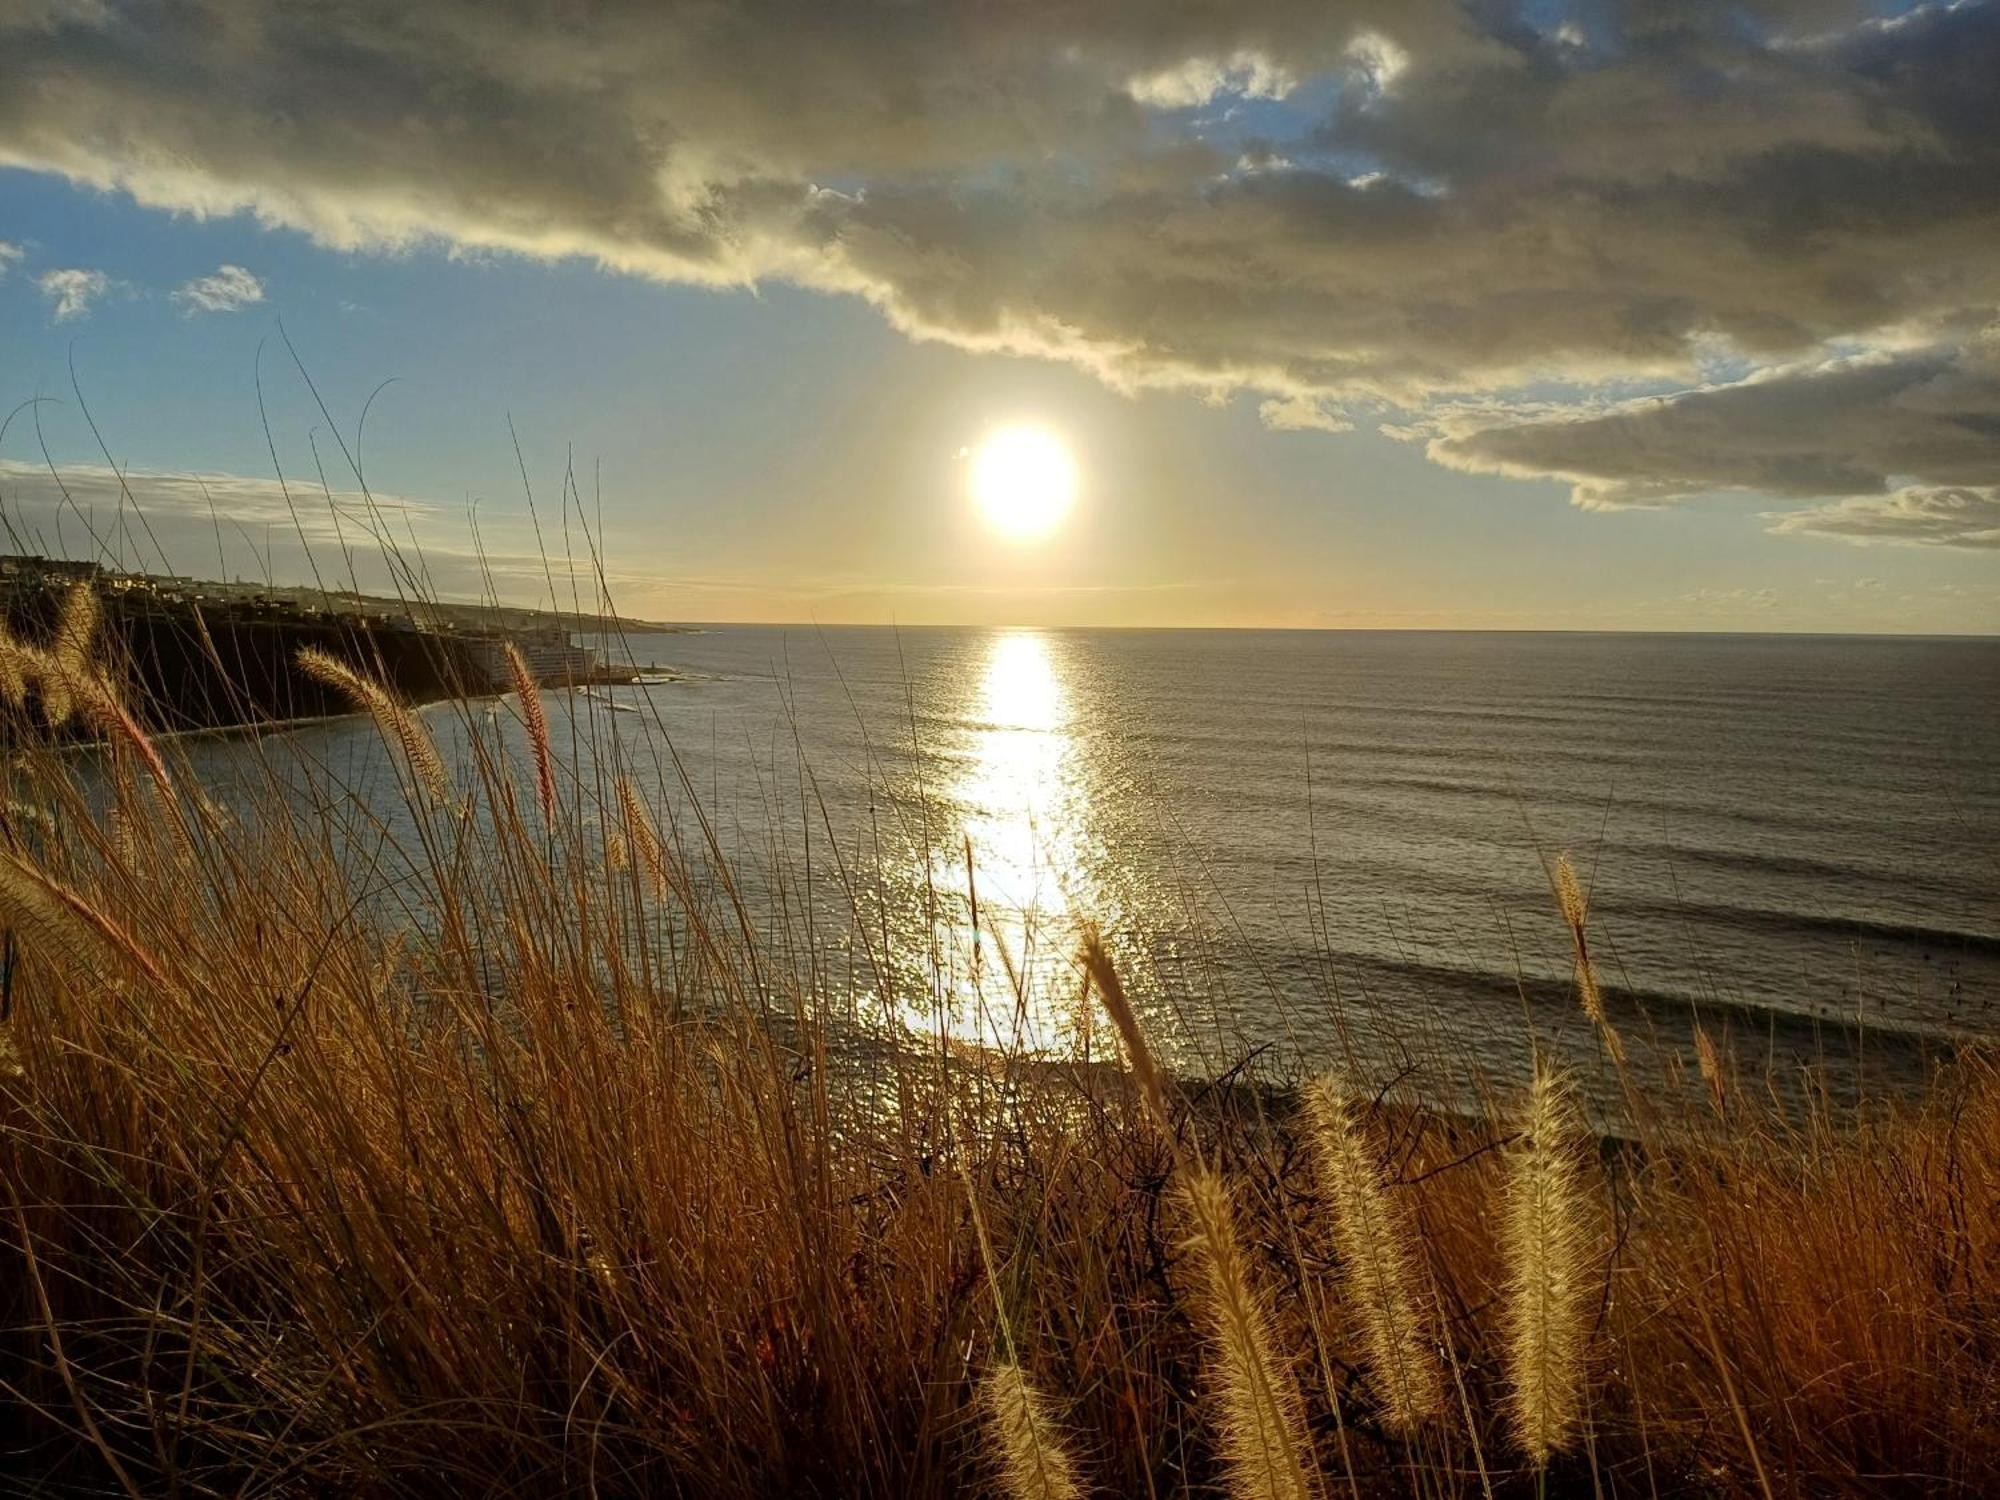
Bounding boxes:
1768 488 2000 550
1258 396 1354 434
172 263 264 314
36 267 108 321
1125 49 1295 110
0 241 22 277
1429 339 2000 543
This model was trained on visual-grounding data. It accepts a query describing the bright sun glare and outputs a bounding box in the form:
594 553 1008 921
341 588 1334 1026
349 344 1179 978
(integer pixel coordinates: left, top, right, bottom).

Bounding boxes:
969 424 1078 541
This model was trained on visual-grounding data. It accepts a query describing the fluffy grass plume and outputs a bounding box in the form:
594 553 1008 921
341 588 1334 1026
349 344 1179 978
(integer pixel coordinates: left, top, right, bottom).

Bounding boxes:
1303 1074 1442 1432
1081 927 1169 1128
1086 936 1313 1496
961 1116 1089 1500
49 651 174 796
0 587 170 797
297 646 449 801
980 1360 1087 1500
504 643 556 824
1694 1023 1726 1111
1500 1065 1592 1469
34 582 100 727
1552 853 1626 1066
0 847 168 989
616 773 671 899
1181 1166 1316 1500
0 621 31 707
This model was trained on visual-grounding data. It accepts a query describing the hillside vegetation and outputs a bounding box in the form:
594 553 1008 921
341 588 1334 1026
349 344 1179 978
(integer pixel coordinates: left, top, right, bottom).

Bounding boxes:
0 589 1993 1496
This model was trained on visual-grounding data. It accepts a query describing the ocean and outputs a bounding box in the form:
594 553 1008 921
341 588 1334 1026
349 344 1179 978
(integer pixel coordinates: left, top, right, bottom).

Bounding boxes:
201 627 2000 1105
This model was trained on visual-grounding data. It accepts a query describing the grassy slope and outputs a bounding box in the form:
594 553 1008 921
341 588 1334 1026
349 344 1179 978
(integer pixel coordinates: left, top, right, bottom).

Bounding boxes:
0 610 1993 1497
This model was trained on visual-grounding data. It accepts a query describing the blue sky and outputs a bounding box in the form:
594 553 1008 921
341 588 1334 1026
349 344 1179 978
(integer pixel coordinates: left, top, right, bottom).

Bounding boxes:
2 0 1996 631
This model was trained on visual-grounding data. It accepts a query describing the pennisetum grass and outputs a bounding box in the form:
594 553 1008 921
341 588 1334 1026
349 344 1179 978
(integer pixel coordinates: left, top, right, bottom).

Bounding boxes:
0 621 30 708
1499 1063 1592 1470
616 773 669 899
1180 1164 1318 1500
34 582 99 728
961 1140 1088 1500
1302 1074 1442 1434
980 1363 1087 1500
41 645 176 798
1552 853 1626 1067
1081 928 1169 1128
1694 1022 1726 1113
504 642 557 825
0 846 169 990
1085 935 1315 1500
296 646 450 801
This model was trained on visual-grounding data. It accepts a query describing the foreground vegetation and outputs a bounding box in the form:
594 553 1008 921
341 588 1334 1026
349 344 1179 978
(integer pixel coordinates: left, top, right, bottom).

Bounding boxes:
0 589 1994 1496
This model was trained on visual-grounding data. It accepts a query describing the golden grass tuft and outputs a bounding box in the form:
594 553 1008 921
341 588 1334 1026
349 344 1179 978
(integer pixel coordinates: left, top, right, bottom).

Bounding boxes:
0 621 32 708
961 1116 1091 1500
1302 1074 1442 1433
980 1361 1088 1500
297 646 449 801
616 773 672 900
1081 927 1169 1129
1181 1165 1316 1500
1499 1064 1592 1469
0 847 169 990
1694 1022 1726 1111
33 582 100 727
1552 853 1625 1066
505 642 557 824
62 660 175 796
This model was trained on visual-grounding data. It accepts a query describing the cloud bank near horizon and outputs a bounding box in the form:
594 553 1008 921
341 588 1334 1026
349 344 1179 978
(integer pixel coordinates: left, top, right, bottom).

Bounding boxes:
3 0 1998 546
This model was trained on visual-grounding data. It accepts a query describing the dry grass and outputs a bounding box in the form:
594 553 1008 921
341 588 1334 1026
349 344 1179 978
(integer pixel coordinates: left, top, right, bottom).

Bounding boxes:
1498 1065 1591 1469
0 611 1994 1498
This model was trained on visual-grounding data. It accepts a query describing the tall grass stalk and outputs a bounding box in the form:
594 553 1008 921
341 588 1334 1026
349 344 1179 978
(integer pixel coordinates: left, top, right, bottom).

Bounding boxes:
35 581 99 727
981 1362 1088 1500
296 645 449 801
1552 854 1625 1067
506 642 557 825
1081 927 1169 1128
1302 1075 1442 1434
963 1149 1089 1500
1499 1065 1591 1469
1182 1165 1317 1500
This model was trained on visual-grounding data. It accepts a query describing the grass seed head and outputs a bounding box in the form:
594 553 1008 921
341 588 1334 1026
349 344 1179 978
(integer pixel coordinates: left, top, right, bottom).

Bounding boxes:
1501 1065 1593 1469
1303 1073 1442 1432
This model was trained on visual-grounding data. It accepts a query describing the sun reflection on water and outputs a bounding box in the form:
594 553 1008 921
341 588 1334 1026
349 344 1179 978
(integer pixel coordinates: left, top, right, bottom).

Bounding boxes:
903 629 1095 1055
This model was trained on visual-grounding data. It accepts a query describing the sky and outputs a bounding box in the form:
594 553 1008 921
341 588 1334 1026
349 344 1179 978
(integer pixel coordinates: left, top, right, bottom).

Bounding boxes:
0 0 1996 632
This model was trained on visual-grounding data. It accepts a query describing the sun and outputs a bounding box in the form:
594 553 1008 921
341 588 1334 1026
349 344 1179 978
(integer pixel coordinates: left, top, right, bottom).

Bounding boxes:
968 424 1078 541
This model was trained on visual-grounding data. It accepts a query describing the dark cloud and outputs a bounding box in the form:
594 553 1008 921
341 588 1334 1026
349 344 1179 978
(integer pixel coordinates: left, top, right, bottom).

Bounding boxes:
3 0 1999 537
1431 338 2000 508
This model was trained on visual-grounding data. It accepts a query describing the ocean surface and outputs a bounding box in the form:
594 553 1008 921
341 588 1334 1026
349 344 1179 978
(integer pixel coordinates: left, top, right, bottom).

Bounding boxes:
199 628 2000 1104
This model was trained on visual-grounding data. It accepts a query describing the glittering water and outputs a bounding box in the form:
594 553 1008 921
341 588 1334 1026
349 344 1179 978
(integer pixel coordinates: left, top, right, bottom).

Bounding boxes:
196 627 2000 1097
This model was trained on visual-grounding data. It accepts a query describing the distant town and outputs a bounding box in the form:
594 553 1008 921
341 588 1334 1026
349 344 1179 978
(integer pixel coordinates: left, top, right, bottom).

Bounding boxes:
0 553 682 735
